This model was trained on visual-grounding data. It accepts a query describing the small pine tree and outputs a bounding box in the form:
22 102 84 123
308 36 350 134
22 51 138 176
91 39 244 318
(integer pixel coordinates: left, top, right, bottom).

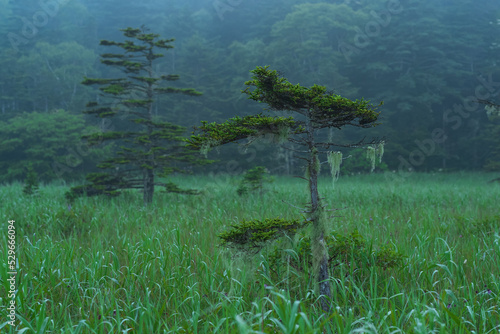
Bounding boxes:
237 166 272 196
189 66 383 312
23 163 39 196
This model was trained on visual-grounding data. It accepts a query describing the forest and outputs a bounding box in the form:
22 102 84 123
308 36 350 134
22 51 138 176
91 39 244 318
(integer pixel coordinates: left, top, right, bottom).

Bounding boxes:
0 0 499 181
1 0 500 333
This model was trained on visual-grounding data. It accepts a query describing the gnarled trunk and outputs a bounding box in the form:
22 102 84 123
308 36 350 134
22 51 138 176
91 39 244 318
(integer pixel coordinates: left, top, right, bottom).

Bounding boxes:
306 112 332 313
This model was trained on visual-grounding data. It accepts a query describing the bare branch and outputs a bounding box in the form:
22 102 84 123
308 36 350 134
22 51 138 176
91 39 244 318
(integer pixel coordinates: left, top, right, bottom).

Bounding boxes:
325 207 347 212
280 144 309 153
281 200 306 211
316 137 385 150
477 99 499 107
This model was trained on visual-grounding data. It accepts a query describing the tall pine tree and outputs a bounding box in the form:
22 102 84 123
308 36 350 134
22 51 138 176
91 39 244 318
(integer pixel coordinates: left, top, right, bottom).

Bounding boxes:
68 27 202 206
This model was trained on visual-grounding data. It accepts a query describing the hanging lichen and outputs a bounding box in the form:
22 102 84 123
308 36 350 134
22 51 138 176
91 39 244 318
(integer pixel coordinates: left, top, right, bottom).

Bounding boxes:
313 148 321 175
327 151 342 185
257 124 291 145
308 205 330 297
200 143 210 157
366 142 385 172
366 146 376 172
275 125 291 144
328 127 333 143
377 141 385 163
200 138 221 157
486 105 500 121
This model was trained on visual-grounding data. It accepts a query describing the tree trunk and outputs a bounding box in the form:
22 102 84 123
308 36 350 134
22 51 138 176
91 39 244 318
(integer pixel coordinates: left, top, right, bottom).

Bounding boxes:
143 50 155 207
143 168 154 206
306 112 332 313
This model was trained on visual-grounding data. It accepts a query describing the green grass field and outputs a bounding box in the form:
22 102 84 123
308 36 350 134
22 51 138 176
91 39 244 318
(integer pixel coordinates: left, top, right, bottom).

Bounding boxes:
1 172 499 333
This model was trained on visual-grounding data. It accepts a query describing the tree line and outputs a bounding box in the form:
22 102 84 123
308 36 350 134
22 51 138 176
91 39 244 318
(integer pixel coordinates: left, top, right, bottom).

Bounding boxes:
0 0 499 182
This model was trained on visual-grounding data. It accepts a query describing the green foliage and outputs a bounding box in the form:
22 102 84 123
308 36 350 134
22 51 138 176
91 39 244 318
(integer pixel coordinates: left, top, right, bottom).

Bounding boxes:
188 114 300 154
470 215 500 235
163 181 200 195
243 66 381 129
452 213 500 237
265 3 365 87
54 205 94 238
188 66 381 156
22 163 39 196
1 173 500 332
154 87 203 96
268 229 406 278
65 173 128 201
0 110 107 182
218 217 311 253
13 41 97 113
72 27 204 205
1 0 498 172
194 65 383 311
237 166 273 196
375 244 407 268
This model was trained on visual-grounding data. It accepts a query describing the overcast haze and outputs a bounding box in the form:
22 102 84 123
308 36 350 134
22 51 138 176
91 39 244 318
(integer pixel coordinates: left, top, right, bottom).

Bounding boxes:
0 0 499 181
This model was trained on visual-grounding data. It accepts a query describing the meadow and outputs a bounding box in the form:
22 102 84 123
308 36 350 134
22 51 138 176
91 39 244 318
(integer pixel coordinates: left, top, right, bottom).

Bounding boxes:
1 172 499 333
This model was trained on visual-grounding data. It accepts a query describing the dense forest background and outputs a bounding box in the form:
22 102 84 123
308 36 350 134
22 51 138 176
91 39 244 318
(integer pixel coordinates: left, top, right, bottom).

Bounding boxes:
0 0 499 182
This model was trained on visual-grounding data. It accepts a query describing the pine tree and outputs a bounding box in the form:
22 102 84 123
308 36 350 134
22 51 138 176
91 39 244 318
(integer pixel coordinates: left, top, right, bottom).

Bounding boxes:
68 27 202 206
23 163 39 196
188 66 382 312
236 166 272 196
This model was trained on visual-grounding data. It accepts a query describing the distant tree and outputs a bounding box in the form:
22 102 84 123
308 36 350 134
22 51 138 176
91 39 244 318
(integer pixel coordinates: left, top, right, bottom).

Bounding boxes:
23 163 39 196
236 166 272 196
348 0 498 170
67 27 203 206
0 110 105 182
16 41 97 112
188 66 383 312
168 33 228 127
265 2 364 92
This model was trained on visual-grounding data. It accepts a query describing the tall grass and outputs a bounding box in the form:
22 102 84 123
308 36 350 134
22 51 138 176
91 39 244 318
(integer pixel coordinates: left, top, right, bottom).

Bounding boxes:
1 172 499 333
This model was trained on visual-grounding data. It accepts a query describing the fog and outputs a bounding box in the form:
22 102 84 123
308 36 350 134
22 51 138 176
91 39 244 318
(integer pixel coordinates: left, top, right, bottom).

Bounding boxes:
0 0 499 182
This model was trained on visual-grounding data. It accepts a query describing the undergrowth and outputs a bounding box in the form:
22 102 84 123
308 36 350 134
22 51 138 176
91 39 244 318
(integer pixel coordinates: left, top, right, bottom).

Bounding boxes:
0 172 499 333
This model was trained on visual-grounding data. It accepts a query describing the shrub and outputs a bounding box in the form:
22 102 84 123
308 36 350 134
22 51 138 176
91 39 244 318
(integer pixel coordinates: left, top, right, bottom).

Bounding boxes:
470 215 500 235
55 205 94 238
267 229 406 282
237 166 273 196
0 110 111 182
23 163 39 196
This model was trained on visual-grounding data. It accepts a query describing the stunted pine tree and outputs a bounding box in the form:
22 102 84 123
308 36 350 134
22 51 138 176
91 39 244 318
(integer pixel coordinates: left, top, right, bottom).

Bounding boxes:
188 66 383 312
68 27 202 206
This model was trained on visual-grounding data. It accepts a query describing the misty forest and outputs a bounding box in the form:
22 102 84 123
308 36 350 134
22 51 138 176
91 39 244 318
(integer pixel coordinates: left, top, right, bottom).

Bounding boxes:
1 0 500 332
